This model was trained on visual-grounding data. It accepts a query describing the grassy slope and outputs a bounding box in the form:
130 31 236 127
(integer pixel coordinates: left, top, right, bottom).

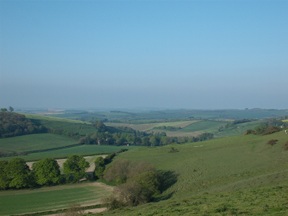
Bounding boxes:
26 113 96 136
0 183 112 215
100 130 288 215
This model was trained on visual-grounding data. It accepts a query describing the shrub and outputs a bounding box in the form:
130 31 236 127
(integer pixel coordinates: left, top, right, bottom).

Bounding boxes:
106 170 159 208
104 160 177 209
284 141 288 151
267 139 278 146
168 147 179 153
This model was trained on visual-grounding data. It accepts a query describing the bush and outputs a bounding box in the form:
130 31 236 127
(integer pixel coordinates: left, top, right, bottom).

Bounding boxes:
104 160 177 209
284 141 288 151
267 139 278 146
168 147 179 153
104 160 154 184
106 170 159 208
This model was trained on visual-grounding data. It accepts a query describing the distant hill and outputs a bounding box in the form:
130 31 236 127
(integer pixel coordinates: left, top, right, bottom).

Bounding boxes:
29 108 288 123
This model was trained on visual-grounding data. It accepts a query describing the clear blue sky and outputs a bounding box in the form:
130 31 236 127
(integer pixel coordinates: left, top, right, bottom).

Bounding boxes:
0 0 287 109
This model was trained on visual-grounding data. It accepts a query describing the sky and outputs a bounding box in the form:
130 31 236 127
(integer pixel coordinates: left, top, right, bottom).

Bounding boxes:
0 0 287 110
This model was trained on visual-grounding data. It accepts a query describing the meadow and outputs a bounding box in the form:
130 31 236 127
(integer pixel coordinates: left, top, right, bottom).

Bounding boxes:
100 130 288 215
1 144 129 161
0 133 76 155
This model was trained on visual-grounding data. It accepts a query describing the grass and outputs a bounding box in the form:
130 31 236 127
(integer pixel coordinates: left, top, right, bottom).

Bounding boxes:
2 145 131 161
0 134 76 154
179 120 226 133
100 130 288 215
26 114 97 136
107 120 228 137
214 120 262 137
0 182 112 215
105 120 198 132
25 114 88 124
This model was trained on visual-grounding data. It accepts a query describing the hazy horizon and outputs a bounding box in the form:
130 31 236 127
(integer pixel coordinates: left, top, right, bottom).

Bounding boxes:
1 0 287 110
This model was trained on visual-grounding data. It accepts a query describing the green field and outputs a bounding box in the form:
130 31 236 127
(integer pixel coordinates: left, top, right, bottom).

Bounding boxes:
106 119 259 138
25 113 88 124
26 114 97 136
0 182 112 215
106 120 198 132
100 130 288 215
0 134 76 154
2 145 130 161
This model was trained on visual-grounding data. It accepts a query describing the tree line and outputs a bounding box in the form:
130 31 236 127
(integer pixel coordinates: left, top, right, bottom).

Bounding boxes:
0 109 47 138
78 121 214 146
245 119 286 135
0 155 89 190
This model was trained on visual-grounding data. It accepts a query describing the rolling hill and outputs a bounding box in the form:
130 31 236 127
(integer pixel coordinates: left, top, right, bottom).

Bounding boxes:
99 130 288 215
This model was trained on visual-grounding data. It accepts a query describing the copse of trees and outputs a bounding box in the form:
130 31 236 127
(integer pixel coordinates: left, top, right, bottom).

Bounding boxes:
103 159 177 209
63 155 89 183
0 109 47 138
245 118 287 136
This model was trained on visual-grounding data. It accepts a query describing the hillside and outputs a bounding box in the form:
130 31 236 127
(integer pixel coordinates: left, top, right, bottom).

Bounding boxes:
0 111 47 138
100 130 288 215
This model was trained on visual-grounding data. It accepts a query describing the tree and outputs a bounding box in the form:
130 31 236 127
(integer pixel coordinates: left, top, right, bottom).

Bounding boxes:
32 158 61 186
63 155 89 182
8 106 14 112
94 157 105 180
0 161 9 190
6 158 32 189
0 108 7 112
105 161 160 207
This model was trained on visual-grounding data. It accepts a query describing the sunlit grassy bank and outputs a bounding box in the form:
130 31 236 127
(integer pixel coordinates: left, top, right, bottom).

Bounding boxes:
100 130 288 215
